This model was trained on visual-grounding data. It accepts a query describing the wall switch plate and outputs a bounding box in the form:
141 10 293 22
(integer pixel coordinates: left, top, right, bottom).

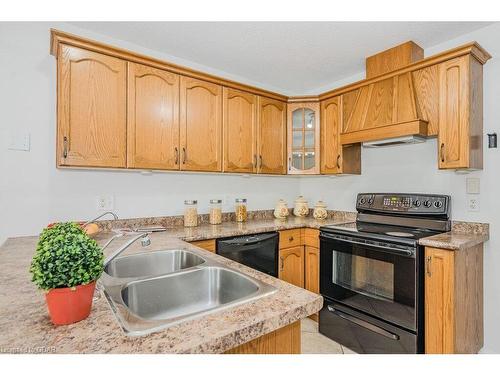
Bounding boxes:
96 195 114 210
8 132 30 151
466 178 480 194
467 195 480 212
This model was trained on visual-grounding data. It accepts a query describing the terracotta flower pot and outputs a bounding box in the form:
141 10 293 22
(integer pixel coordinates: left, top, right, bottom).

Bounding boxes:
45 281 96 325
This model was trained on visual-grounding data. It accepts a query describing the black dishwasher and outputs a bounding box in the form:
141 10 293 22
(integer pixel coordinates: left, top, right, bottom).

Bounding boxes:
216 232 279 276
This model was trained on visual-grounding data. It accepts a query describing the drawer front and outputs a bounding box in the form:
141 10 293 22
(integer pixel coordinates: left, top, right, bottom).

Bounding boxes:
189 239 216 252
303 228 319 248
279 229 302 249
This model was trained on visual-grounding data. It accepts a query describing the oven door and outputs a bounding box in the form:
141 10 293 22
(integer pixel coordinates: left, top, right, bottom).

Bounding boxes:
320 232 417 331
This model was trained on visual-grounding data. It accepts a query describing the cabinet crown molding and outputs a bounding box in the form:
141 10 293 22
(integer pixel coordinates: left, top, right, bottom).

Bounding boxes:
50 29 288 102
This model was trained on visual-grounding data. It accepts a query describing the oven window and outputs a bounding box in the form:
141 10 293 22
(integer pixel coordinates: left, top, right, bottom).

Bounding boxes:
332 250 394 301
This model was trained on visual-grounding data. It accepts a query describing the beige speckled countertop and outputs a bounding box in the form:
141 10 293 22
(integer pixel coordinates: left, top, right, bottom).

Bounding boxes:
0 216 353 354
417 221 489 250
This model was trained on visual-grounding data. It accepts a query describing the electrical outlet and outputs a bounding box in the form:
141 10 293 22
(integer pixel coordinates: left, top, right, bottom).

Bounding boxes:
467 196 480 212
96 195 114 210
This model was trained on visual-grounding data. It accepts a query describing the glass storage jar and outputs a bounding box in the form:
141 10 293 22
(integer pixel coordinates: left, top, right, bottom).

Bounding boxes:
235 198 248 222
209 199 222 225
184 200 198 227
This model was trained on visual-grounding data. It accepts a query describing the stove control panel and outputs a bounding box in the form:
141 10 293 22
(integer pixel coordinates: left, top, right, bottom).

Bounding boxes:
357 193 450 216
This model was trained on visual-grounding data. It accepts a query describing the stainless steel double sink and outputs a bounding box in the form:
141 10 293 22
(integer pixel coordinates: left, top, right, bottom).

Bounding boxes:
100 249 277 336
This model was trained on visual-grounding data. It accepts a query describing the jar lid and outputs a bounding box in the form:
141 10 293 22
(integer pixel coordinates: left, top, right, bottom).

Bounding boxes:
210 199 222 204
315 200 327 207
295 196 307 203
184 200 197 204
235 198 247 203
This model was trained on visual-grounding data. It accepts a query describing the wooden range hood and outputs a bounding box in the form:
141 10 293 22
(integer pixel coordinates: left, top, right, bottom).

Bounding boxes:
340 41 429 146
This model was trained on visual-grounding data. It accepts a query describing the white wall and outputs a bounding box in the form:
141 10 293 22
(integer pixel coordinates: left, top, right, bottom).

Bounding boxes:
1 21 498 352
0 22 301 245
300 22 500 353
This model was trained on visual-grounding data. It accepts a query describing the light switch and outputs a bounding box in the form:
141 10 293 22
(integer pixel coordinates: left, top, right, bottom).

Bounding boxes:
466 178 480 194
8 132 30 151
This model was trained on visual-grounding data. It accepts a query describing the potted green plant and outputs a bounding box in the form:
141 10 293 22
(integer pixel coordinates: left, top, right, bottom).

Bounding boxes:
30 222 104 325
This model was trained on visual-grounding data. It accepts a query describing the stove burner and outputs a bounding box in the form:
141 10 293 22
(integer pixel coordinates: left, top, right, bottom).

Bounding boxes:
385 231 415 238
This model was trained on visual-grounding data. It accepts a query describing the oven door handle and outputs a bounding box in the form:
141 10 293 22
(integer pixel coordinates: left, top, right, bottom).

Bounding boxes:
327 305 400 341
320 233 415 257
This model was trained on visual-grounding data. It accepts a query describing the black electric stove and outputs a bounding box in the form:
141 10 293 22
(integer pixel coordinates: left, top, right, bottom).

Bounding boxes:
318 193 451 354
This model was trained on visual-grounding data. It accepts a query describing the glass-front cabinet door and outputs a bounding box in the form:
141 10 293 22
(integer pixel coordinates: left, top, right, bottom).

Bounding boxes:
287 102 320 174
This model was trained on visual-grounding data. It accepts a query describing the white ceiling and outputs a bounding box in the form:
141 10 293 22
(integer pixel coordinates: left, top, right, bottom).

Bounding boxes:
69 22 492 95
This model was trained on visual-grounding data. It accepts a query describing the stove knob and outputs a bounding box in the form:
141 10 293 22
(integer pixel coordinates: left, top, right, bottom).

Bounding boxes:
423 200 432 208
434 201 443 208
413 200 421 207
368 198 374 205
359 198 366 205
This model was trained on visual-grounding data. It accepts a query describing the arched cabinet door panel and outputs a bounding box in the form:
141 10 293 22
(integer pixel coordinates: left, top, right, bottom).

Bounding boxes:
258 97 287 174
127 63 180 170
180 76 222 172
279 246 304 288
223 88 257 173
57 45 127 167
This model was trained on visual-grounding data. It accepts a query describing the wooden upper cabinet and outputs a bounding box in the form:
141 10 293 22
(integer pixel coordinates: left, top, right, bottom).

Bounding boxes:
320 97 341 174
180 76 222 172
287 102 320 175
127 63 180 170
438 55 483 170
257 97 287 174
223 88 257 173
320 96 361 175
57 45 127 168
279 246 304 288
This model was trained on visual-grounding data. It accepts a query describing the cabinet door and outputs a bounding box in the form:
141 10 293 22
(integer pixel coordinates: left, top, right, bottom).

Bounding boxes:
287 102 320 174
304 246 319 294
223 88 257 173
438 56 470 169
425 247 455 354
180 76 222 171
320 97 341 174
127 63 180 170
279 246 304 288
57 45 127 167
257 97 287 174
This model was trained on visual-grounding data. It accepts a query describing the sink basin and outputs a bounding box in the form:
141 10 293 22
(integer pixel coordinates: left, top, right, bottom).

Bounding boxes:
104 250 205 278
121 267 261 321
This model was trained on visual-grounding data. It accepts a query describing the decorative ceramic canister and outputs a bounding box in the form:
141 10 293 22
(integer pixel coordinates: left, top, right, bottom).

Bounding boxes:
293 196 309 217
313 200 328 220
274 199 289 219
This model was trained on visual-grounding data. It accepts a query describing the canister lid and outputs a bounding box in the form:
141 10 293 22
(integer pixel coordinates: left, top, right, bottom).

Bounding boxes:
184 200 198 205
210 199 222 204
235 198 247 203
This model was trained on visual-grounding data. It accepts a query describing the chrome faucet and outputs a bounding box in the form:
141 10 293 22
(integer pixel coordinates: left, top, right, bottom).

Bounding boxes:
83 211 118 227
103 232 151 267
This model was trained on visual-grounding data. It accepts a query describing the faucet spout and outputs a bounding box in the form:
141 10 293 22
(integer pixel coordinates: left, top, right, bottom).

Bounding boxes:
83 211 118 228
103 232 151 267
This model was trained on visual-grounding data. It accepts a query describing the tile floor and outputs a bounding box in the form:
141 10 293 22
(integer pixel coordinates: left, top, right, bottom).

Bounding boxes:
301 318 357 354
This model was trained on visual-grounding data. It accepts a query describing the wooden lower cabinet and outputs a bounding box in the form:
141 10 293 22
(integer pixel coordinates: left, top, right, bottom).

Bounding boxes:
189 239 216 253
225 321 301 354
424 245 483 353
304 246 320 322
279 246 304 288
